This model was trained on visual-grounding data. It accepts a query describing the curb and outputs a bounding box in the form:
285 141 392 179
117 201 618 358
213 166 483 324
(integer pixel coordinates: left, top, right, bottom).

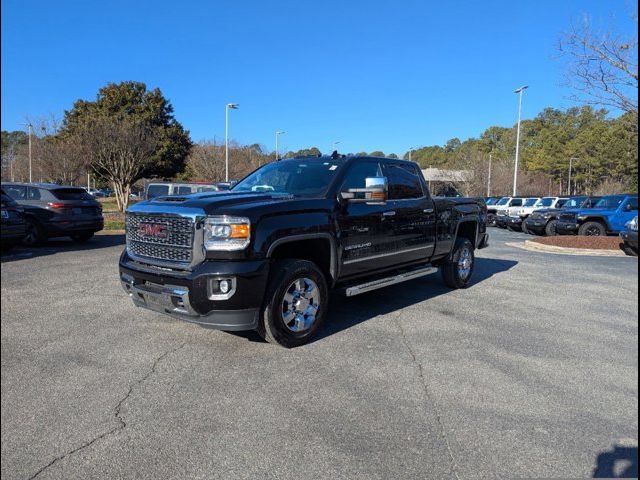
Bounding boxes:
506 240 630 257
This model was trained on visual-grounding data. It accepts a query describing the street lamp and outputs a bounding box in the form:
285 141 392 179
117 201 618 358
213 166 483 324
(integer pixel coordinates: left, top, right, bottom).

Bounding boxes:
568 157 579 195
487 153 493 197
225 103 239 182
513 85 528 196
275 131 286 161
20 122 33 183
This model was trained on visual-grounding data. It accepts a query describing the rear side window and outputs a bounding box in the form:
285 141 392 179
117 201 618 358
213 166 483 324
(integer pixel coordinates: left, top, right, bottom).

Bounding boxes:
4 185 26 200
51 188 93 201
511 199 523 207
27 187 42 200
340 162 383 191
174 186 194 195
556 199 569 208
627 197 639 211
147 184 170 198
385 163 424 200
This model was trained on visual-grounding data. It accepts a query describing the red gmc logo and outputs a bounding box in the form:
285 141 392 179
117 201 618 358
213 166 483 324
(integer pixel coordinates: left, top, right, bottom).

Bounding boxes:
138 223 168 238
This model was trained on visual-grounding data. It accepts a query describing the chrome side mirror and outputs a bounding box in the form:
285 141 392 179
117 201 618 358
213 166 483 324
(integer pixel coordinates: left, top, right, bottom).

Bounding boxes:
340 176 388 204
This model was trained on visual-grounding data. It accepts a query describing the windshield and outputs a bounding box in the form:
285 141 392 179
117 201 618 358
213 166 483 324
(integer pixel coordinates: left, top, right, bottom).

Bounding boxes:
524 198 539 207
539 197 556 207
233 159 343 197
486 198 498 205
594 195 626 209
496 197 510 206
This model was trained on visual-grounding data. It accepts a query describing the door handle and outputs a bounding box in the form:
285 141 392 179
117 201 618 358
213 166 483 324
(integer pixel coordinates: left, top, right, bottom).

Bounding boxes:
423 208 435 214
382 211 396 217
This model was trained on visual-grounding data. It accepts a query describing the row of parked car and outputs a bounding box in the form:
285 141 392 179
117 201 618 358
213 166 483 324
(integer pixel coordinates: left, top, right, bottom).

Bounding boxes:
1 182 105 250
485 193 639 252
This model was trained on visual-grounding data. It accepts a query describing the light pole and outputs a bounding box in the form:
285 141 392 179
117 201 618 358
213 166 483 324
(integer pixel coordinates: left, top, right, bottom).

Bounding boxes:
20 122 33 183
275 131 286 161
568 157 579 195
513 85 528 196
487 153 493 197
225 103 239 182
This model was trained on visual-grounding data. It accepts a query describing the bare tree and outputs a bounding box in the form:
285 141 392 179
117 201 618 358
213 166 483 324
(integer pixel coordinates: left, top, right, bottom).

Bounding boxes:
75 117 159 211
558 10 638 114
186 140 264 182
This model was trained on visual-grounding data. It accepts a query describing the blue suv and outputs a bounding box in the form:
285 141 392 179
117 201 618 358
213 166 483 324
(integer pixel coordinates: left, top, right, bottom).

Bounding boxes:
556 194 639 236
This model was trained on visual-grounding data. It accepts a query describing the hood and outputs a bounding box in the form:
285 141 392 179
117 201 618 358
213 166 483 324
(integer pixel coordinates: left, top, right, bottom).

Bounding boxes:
127 191 332 220
560 208 615 216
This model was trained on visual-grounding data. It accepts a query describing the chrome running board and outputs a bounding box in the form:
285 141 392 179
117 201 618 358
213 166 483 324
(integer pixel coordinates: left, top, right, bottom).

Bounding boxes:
342 266 438 297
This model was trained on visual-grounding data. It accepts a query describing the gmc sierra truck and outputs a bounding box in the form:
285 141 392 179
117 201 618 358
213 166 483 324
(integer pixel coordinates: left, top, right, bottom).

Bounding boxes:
119 154 489 347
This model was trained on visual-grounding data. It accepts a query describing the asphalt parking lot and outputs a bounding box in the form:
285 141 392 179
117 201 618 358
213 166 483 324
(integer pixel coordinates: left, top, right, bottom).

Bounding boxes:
1 228 638 479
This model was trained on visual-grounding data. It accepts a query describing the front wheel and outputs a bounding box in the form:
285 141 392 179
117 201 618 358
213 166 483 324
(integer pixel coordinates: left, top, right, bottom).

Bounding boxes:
521 221 531 234
441 238 475 289
258 259 328 348
579 221 606 236
544 220 558 236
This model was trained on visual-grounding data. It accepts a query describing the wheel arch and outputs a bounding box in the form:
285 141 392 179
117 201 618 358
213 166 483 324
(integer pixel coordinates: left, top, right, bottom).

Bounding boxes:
267 234 337 286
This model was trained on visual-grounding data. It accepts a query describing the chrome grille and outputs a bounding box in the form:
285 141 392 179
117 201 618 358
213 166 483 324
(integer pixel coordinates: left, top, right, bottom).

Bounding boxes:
126 213 194 264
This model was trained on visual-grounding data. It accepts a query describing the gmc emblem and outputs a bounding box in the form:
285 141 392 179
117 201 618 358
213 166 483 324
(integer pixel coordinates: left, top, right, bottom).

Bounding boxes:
138 223 168 238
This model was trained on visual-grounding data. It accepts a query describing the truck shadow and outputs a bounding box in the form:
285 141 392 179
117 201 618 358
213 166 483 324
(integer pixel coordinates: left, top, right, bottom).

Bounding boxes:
230 257 517 344
316 257 518 342
0 234 125 263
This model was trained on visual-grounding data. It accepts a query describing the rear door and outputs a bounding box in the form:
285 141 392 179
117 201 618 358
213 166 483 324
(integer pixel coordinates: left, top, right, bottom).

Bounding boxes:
382 161 436 263
613 196 639 231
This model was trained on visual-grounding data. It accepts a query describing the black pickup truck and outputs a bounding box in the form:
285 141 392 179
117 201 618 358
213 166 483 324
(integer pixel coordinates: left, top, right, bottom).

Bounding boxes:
120 154 488 347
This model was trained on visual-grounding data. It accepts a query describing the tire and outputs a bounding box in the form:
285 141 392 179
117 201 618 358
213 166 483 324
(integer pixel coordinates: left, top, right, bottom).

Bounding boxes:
258 259 328 348
521 221 531 235
578 221 606 236
71 232 94 243
441 237 475 289
544 220 558 237
487 214 497 227
23 219 45 247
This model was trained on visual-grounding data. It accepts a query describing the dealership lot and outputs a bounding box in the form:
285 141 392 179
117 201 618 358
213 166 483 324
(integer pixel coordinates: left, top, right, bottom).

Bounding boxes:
1 229 637 479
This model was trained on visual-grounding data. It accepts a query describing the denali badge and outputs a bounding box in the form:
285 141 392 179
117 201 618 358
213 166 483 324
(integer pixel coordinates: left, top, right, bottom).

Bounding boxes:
138 223 168 238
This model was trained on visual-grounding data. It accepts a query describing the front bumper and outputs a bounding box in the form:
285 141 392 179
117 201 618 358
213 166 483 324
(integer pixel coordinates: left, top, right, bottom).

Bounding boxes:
620 230 638 248
119 251 269 331
556 221 579 235
524 217 547 231
506 216 524 227
495 216 508 227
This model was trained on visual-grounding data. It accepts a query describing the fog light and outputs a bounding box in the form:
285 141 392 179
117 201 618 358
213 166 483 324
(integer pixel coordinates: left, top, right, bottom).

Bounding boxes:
219 280 231 294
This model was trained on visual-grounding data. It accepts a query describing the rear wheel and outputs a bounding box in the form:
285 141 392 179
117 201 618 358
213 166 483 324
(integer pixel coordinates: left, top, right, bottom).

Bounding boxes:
71 232 94 243
258 259 328 348
579 221 606 236
23 219 45 247
544 220 558 236
441 238 475 289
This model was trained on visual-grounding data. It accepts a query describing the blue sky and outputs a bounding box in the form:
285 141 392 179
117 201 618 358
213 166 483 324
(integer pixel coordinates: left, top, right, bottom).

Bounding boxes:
1 0 635 155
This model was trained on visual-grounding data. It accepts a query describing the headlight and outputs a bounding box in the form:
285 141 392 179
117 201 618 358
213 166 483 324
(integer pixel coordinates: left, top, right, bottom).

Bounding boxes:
204 216 251 251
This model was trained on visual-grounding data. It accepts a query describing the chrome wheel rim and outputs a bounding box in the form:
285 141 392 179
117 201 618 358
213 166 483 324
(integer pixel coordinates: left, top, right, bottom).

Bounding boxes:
458 247 473 280
281 278 320 333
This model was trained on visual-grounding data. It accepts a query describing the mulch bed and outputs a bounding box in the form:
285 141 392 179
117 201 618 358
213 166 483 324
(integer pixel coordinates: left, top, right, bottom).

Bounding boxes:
531 236 623 251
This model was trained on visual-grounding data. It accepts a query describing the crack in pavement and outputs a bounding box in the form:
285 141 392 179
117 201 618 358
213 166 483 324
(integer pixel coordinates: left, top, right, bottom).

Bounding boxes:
393 312 462 480
27 343 187 480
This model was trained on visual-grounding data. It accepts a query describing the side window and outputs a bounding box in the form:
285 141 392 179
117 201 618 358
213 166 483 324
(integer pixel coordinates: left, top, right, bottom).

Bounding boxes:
385 163 424 200
146 185 169 198
626 197 638 211
175 186 193 195
340 162 382 191
27 187 42 200
5 185 26 200
511 199 523 207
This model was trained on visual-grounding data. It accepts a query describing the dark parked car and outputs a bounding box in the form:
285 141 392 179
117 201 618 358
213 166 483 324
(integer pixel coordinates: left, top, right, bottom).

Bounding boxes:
620 216 638 255
524 196 601 236
1 183 104 246
1 188 27 250
120 155 488 347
